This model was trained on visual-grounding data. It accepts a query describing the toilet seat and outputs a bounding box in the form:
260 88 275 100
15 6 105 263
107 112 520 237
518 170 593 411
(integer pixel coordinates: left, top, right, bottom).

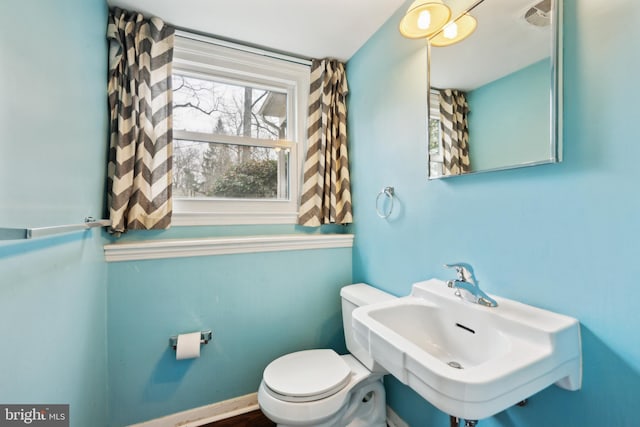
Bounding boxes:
263 349 352 403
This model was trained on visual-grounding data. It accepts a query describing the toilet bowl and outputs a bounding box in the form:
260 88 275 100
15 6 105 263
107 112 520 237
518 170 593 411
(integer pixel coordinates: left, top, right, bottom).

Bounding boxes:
258 284 395 427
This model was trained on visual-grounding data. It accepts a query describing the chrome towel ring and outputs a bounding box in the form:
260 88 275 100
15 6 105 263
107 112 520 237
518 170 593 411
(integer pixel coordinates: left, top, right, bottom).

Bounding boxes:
375 187 395 219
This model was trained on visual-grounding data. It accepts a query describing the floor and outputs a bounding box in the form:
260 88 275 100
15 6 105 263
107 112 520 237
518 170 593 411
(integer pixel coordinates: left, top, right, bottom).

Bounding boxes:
200 408 393 427
201 409 276 427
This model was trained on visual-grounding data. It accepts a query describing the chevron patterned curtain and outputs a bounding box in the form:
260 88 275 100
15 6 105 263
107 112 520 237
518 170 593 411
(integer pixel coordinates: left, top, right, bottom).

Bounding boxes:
440 89 471 176
107 8 174 233
298 59 353 227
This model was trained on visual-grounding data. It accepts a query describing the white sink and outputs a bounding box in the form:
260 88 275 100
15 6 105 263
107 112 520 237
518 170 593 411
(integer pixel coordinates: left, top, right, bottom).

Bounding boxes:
352 279 582 420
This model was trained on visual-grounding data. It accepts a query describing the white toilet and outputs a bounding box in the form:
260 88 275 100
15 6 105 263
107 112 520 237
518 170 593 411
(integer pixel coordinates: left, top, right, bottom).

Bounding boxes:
258 283 395 427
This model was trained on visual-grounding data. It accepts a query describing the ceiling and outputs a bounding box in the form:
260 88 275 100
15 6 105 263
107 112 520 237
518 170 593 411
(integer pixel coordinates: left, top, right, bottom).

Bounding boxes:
431 0 552 90
106 0 406 62
105 0 551 89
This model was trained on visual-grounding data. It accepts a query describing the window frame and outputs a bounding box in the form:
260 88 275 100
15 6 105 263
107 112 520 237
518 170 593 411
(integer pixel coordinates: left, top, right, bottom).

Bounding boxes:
428 89 444 178
171 34 310 226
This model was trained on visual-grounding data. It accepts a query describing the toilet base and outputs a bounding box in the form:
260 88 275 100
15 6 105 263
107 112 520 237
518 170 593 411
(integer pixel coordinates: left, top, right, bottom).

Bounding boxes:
272 378 386 427
336 377 387 427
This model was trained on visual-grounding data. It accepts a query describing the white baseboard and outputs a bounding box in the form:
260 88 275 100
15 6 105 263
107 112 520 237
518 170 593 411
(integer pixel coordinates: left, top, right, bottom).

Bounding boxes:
128 393 409 427
387 406 410 427
127 393 258 427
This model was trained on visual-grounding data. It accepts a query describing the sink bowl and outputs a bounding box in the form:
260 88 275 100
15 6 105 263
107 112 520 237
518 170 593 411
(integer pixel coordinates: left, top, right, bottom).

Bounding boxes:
352 279 582 420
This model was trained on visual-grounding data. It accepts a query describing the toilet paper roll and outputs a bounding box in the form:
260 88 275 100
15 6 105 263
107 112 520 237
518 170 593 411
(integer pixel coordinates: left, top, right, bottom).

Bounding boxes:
176 332 201 360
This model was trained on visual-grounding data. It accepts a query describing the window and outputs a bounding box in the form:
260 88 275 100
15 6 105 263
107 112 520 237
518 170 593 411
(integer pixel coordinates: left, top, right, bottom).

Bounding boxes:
428 90 444 178
171 34 310 225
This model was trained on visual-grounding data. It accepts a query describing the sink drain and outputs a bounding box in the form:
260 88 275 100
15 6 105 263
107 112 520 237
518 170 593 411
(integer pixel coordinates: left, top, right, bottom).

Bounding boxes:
448 361 463 369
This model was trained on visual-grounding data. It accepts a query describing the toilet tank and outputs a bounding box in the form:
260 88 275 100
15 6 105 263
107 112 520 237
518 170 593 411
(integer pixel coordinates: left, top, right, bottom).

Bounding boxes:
341 283 396 371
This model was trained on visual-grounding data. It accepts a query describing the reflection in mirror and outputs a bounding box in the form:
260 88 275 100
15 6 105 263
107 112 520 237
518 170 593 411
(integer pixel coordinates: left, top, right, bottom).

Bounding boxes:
428 0 562 179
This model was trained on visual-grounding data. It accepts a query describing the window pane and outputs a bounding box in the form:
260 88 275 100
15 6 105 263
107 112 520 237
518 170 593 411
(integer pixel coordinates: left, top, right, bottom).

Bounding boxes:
429 118 441 153
429 117 444 177
173 139 289 200
173 74 287 140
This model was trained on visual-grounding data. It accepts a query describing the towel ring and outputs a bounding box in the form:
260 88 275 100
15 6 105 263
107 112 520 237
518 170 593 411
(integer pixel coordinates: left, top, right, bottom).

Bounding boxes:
376 187 395 219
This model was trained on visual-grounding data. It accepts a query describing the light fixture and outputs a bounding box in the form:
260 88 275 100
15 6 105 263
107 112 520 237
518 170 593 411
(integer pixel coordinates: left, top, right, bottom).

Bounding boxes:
399 0 452 39
429 13 477 47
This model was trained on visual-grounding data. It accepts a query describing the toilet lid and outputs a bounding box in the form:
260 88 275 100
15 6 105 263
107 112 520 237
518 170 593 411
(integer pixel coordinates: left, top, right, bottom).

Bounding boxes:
263 349 351 402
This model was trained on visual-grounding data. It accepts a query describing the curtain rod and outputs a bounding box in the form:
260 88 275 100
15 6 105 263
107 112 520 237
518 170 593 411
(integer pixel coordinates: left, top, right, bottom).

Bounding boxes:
175 29 313 67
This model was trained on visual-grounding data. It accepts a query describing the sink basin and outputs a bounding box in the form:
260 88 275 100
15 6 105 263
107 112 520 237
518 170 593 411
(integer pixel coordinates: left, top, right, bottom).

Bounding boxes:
352 279 582 420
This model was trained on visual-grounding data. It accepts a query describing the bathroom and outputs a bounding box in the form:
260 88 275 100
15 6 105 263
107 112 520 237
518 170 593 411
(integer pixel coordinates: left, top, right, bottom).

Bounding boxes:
0 0 638 426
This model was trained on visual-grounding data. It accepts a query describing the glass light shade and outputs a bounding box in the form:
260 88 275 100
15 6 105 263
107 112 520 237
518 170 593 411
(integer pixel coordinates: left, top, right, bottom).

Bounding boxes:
399 0 452 39
430 14 477 47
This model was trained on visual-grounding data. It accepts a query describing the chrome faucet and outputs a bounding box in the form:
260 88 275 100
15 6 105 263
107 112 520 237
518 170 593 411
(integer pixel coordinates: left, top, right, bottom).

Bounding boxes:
444 263 498 307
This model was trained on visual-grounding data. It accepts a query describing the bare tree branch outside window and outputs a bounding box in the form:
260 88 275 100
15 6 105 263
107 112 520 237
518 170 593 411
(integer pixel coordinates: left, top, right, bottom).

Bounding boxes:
172 74 288 199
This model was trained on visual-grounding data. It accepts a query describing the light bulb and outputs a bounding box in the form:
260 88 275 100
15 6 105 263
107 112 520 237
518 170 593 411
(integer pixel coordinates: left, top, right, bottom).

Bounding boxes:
429 14 477 47
443 22 458 39
417 10 431 30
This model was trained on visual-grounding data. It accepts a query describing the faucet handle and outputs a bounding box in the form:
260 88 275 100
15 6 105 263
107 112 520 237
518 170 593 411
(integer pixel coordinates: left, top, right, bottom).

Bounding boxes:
444 263 477 283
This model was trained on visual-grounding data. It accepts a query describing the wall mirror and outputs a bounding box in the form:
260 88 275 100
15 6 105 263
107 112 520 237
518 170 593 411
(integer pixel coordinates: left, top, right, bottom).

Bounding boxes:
428 0 562 179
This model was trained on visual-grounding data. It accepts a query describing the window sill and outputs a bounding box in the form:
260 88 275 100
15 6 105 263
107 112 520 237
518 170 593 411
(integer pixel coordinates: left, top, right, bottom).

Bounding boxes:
103 233 354 262
172 198 300 225
171 211 298 226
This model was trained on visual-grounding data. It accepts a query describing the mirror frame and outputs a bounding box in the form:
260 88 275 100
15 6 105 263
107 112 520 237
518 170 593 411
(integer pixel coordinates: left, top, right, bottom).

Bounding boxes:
427 0 563 180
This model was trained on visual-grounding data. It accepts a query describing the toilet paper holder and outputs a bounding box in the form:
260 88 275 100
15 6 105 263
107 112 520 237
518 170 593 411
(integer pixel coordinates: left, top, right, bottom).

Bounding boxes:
169 330 213 350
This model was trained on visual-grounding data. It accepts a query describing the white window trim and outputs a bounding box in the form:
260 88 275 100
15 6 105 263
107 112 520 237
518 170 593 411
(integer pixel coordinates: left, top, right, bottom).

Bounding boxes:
104 234 354 262
171 34 310 226
429 89 443 163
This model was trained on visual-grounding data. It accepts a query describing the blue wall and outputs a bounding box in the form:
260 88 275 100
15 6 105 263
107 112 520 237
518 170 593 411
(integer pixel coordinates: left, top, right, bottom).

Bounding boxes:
467 59 551 171
347 0 640 426
107 245 352 426
0 1 109 426
5 0 639 426
0 2 352 426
